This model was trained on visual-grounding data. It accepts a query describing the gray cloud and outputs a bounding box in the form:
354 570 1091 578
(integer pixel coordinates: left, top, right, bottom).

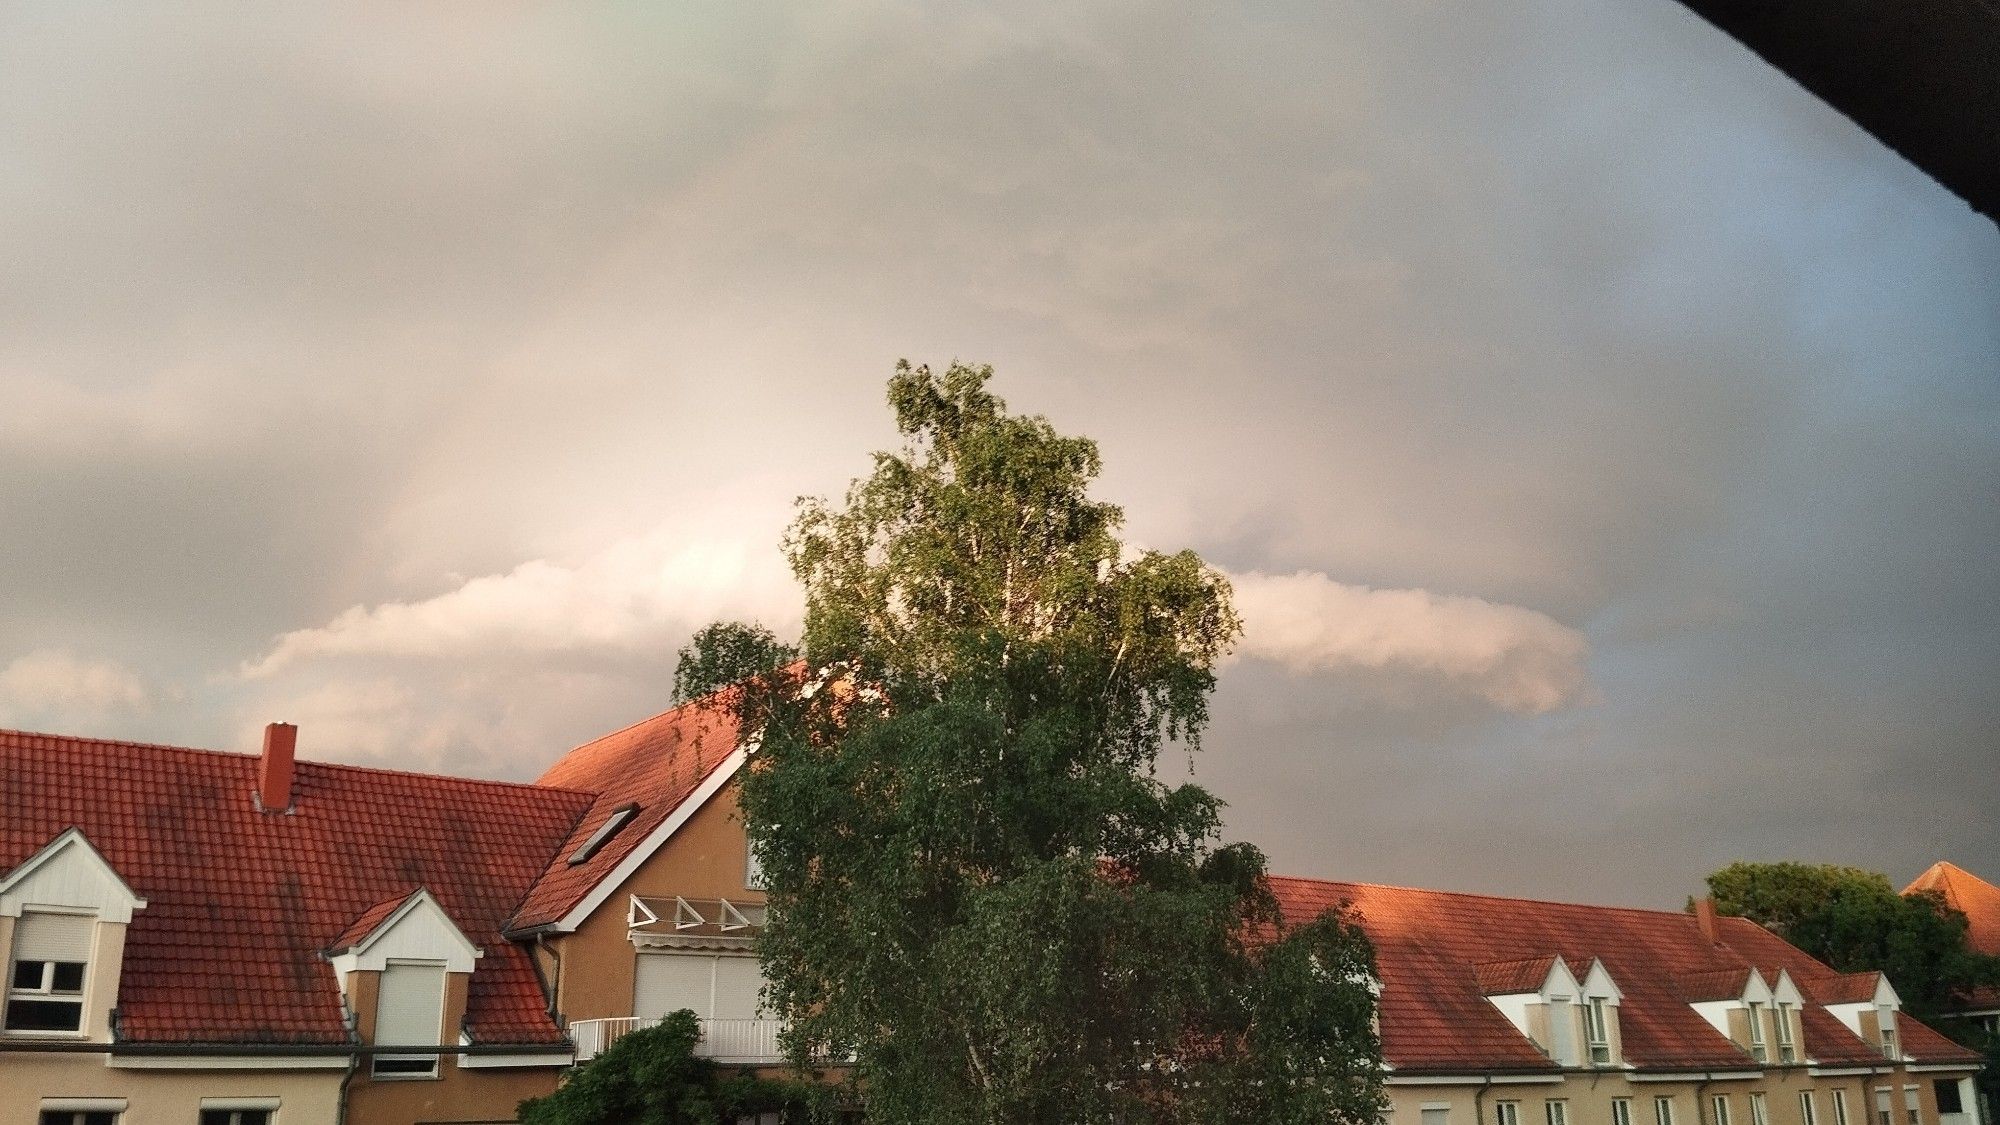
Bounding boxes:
1 0 1995 902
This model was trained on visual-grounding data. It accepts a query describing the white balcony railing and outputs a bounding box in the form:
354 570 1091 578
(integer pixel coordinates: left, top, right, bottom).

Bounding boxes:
570 1016 786 1065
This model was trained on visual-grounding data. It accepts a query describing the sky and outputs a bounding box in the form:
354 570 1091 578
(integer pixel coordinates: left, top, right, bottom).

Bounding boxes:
2 2 1995 909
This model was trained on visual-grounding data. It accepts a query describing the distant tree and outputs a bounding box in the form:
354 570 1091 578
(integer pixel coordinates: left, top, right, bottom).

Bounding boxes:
1703 861 2000 1023
680 362 1384 1125
516 1010 817 1125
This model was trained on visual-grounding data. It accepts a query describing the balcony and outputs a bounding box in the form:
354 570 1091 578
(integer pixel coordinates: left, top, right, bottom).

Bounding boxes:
570 1016 785 1065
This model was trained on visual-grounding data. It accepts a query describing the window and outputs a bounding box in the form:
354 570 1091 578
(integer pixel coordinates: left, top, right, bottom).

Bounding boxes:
1750 1093 1769 1125
371 961 446 1078
1498 1102 1522 1125
1713 1095 1733 1125
1585 997 1614 1065
745 843 765 890
1833 1091 1850 1125
1549 997 1576 1064
6 911 92 1033
1747 1001 1769 1062
1878 1008 1900 1060
1547 1101 1569 1125
1424 1107 1452 1125
1903 1087 1919 1125
568 804 640 866
1776 1003 1798 1063
38 1114 118 1125
1656 1097 1677 1125
200 1112 272 1125
1933 1082 1962 1117
1876 1087 1894 1125
1613 1099 1633 1125
1802 1092 1819 1125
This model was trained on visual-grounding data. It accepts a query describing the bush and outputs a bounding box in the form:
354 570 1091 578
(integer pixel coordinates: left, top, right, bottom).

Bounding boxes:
518 1011 820 1125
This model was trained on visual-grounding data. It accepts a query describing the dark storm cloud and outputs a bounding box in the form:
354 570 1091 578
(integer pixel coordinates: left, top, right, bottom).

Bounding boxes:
1 0 1994 903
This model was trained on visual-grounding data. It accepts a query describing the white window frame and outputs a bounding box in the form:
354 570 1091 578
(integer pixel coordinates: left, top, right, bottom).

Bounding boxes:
1656 1097 1677 1125
1801 1093 1819 1125
1750 1092 1769 1125
1547 1101 1569 1125
1613 1099 1633 1125
1746 1001 1768 1062
369 959 446 1080
5 908 94 1037
1833 1090 1850 1125
745 843 765 891
197 1102 279 1125
1498 1101 1523 1125
1776 1002 1798 1063
1714 1094 1733 1125
1423 1104 1452 1125
1585 996 1614 1065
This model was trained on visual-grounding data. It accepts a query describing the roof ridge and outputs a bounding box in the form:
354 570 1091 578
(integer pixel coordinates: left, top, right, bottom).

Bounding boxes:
0 725 601 801
1268 873 1711 921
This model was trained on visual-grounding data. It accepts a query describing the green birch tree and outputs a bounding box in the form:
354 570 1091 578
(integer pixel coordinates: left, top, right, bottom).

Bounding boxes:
678 362 1382 1125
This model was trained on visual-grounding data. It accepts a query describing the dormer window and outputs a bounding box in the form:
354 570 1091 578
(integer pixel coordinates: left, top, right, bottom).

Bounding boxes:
1585 996 1614 1065
1774 1002 1797 1063
1877 1007 1899 1060
568 804 640 866
5 910 91 1034
1746 1000 1769 1062
372 960 446 1078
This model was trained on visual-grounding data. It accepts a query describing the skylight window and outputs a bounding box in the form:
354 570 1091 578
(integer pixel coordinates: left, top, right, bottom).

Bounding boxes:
568 804 640 866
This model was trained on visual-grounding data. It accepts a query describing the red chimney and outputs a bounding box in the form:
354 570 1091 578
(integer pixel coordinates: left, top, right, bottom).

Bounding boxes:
258 722 297 813
1695 896 1719 944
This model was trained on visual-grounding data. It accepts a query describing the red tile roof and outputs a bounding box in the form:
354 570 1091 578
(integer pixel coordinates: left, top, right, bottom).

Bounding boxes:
1476 955 1562 995
509 696 743 932
0 729 593 1046
1904 861 2000 957
1268 876 1979 1073
329 889 422 954
1675 966 1758 1002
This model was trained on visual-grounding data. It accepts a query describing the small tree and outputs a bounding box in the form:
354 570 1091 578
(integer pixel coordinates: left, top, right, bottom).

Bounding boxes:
517 1011 816 1125
684 362 1383 1125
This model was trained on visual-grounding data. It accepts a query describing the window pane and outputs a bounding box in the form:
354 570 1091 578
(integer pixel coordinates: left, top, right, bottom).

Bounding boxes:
13 960 46 989
83 1114 117 1125
200 1114 230 1125
5 998 84 1031
1934 1082 1962 1116
50 962 85 992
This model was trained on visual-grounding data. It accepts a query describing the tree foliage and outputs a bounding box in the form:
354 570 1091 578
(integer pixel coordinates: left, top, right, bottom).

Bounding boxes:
517 1010 817 1125
687 362 1383 1125
673 621 798 705
1704 861 2000 1023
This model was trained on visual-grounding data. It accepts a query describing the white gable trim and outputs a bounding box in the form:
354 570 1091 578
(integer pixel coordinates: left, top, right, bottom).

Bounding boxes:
1770 969 1804 1007
329 889 482 977
0 828 146 923
1579 959 1624 1003
550 747 747 934
1542 958 1584 999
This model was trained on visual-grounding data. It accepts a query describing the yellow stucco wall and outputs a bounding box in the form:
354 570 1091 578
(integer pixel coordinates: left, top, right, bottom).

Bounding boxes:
0 1056 343 1125
552 779 764 1023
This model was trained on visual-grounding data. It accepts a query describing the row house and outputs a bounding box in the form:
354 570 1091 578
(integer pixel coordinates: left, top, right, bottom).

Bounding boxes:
1 699 1986 1124
1265 879 1985 1125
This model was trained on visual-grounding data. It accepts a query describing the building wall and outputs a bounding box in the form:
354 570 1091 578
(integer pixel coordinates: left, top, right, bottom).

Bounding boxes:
552 780 763 1023
0 1056 343 1125
1386 1066 1973 1125
341 964 567 1125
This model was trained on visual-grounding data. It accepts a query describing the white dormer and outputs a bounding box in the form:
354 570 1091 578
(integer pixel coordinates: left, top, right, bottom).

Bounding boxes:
1769 970 1805 1064
1822 973 1903 1061
327 889 481 1082
1687 969 1775 1062
1482 956 1587 1066
327 888 482 980
1576 959 1625 1067
0 829 147 1042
